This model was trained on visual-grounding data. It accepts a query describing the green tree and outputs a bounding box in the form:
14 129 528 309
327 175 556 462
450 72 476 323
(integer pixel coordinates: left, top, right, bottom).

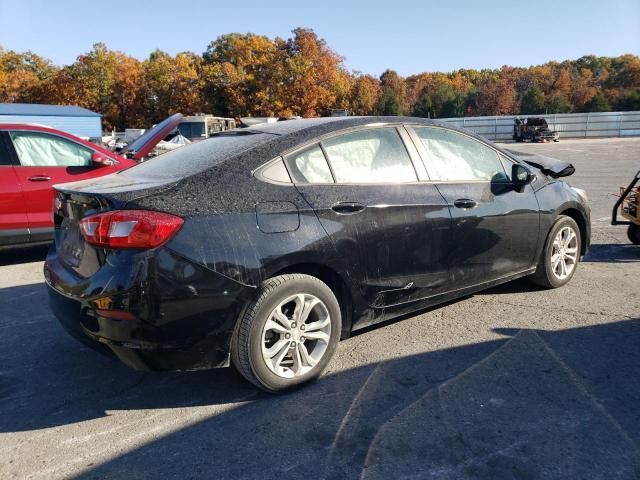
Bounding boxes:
376 69 406 115
412 88 433 117
582 93 611 112
546 95 573 113
615 89 640 111
521 86 545 114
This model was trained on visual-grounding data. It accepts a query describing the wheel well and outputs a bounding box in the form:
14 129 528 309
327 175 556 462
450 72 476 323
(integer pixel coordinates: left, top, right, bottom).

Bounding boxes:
559 208 588 254
270 263 353 339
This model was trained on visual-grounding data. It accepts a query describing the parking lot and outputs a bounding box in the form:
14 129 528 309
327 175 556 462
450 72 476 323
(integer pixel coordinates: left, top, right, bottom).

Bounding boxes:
1 137 639 479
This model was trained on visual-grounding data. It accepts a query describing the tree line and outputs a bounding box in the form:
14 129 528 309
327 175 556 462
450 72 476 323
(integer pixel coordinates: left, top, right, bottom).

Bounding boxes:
1 28 639 130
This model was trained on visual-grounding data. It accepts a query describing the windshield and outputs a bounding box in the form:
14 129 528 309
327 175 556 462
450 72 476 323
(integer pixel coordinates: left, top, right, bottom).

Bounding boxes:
121 130 273 180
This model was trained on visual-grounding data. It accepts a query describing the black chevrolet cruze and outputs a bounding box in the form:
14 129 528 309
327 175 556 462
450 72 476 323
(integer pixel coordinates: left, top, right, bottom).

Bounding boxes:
45 117 590 391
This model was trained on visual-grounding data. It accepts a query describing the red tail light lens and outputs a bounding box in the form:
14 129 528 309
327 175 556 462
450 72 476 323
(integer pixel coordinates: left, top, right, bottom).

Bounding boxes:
79 210 184 249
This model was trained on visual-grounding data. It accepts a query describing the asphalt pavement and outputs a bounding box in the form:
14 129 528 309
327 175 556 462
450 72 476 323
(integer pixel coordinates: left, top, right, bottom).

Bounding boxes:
0 137 639 479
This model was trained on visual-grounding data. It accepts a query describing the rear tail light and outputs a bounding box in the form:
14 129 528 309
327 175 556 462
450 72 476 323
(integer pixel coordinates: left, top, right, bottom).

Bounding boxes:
79 210 184 249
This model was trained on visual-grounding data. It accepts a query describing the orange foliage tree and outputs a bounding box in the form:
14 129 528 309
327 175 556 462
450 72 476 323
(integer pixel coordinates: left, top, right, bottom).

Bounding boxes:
1 33 639 130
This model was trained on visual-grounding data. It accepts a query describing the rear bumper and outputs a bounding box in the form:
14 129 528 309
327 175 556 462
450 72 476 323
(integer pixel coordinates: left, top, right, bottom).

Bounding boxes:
44 246 254 371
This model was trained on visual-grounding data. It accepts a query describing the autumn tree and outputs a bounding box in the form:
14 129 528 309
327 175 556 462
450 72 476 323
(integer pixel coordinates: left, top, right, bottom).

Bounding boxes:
476 77 518 115
111 53 145 130
67 43 119 120
2 38 639 130
276 28 352 117
202 33 281 117
0 47 57 103
349 74 381 115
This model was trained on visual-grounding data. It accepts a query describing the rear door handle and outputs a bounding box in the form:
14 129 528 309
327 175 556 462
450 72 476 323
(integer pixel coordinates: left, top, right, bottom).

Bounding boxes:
28 175 51 182
331 202 365 215
453 198 478 209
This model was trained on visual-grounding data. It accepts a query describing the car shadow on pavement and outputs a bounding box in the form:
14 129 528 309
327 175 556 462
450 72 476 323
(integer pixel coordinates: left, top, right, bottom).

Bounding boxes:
583 243 640 263
0 244 49 266
1 280 639 479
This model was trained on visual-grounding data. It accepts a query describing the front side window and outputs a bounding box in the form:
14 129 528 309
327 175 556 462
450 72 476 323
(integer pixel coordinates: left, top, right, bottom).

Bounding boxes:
286 145 334 184
9 131 92 167
413 127 508 182
322 128 417 184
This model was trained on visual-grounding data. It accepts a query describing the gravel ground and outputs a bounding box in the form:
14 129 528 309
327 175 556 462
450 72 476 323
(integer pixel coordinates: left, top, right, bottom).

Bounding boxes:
0 137 639 479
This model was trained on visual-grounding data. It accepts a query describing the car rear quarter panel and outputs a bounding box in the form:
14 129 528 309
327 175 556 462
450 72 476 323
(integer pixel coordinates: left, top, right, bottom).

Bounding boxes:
134 163 344 288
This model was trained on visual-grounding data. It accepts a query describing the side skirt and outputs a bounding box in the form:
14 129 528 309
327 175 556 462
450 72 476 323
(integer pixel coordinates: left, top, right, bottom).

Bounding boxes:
352 267 537 333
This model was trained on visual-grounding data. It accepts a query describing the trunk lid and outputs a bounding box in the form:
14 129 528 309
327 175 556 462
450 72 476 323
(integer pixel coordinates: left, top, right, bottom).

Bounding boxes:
53 171 180 276
120 113 184 161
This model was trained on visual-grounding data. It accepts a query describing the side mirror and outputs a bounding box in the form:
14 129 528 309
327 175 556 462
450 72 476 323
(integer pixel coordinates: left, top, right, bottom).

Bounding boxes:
512 164 533 191
91 152 115 166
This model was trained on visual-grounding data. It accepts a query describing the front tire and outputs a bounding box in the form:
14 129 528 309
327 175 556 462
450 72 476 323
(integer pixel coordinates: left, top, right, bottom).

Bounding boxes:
529 216 581 289
231 274 341 392
628 224 640 245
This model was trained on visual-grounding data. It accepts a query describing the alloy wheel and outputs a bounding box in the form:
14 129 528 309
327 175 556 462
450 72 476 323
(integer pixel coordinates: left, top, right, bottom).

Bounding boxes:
261 293 331 378
550 226 578 280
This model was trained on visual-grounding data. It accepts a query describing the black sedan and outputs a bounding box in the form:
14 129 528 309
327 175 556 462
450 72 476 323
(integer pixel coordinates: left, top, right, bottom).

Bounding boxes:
45 117 590 391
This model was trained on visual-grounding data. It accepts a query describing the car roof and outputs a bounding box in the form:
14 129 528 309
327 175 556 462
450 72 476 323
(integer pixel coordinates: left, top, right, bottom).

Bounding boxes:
243 116 444 136
117 115 510 184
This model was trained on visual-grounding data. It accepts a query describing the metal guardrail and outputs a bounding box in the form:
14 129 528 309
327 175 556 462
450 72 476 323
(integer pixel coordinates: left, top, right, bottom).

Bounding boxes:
438 111 640 141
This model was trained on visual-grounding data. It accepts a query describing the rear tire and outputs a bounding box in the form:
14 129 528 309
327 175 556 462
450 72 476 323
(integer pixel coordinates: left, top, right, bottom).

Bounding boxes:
231 274 341 392
529 216 581 289
628 224 640 245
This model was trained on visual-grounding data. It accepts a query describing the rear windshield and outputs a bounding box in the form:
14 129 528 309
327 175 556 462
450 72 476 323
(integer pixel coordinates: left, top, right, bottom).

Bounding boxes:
121 130 273 180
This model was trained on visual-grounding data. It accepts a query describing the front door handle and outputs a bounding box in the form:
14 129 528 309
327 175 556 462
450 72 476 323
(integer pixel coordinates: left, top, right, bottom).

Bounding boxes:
453 198 478 209
331 202 365 215
28 175 52 182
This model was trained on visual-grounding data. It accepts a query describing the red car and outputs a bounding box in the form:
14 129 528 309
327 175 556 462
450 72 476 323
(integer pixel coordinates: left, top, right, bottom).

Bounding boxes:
0 114 183 248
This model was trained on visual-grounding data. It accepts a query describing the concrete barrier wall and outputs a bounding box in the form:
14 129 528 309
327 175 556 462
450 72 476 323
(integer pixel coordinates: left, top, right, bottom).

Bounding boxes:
438 111 640 141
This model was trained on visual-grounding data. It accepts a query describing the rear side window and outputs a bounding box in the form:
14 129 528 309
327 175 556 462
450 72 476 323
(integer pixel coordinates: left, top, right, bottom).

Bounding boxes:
413 127 508 182
9 131 92 167
285 145 334 183
321 128 416 183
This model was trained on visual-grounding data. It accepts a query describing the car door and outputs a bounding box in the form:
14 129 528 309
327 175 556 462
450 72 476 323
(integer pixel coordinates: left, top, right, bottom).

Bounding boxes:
0 132 29 245
285 126 452 325
408 125 540 289
6 129 122 240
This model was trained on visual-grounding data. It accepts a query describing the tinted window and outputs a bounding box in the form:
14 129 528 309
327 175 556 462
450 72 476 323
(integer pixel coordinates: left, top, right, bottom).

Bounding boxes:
413 127 508 182
322 128 416 183
9 131 92 167
123 131 273 180
286 145 333 183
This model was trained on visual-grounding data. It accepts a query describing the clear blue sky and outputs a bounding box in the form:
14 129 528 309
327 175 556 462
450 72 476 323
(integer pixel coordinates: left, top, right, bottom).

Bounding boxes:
1 0 638 76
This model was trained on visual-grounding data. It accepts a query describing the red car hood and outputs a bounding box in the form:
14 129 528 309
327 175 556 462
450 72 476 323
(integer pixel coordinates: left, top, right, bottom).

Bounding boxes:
121 113 184 160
